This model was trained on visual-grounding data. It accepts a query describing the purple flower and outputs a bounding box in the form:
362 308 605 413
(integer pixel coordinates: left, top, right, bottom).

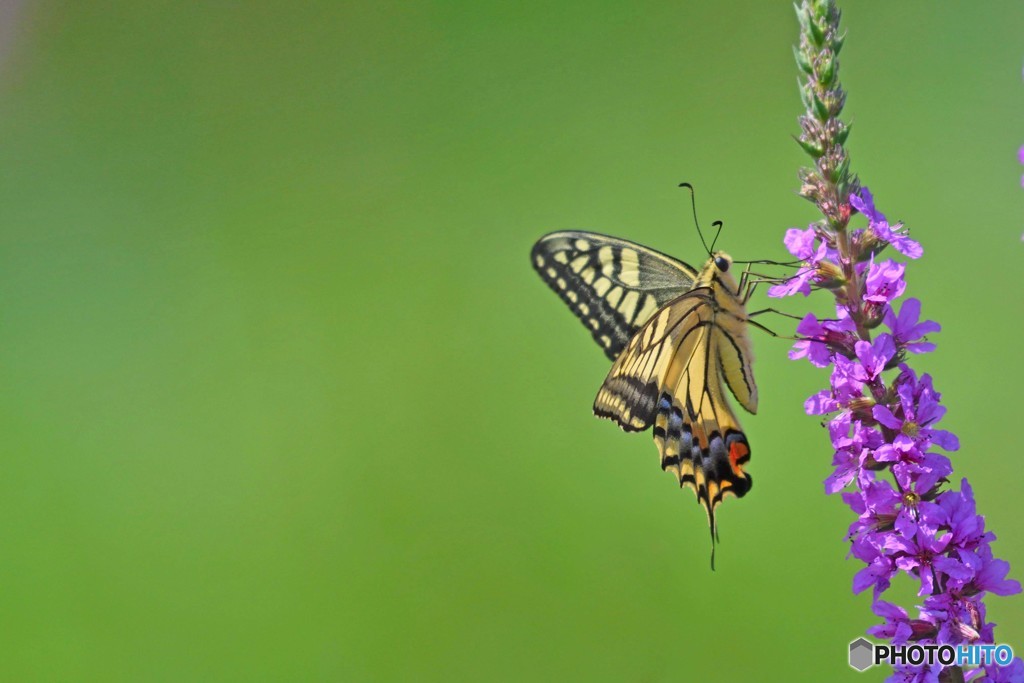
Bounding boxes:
852 539 896 597
789 314 833 366
804 389 839 415
875 368 960 453
868 600 914 643
892 452 953 496
864 257 907 304
768 232 840 297
978 656 1024 682
970 557 1023 597
884 298 940 354
782 226 819 260
767 266 817 297
885 526 974 596
851 187 887 224
852 477 902 523
832 354 867 400
770 228 821 297
872 220 923 259
825 414 883 493
789 311 859 367
886 663 943 683
852 188 922 258
854 334 896 382
938 482 985 548
1019 146 1024 188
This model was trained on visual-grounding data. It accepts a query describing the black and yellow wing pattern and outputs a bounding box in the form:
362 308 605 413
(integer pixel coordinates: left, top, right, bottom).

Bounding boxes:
532 231 758 557
531 231 699 361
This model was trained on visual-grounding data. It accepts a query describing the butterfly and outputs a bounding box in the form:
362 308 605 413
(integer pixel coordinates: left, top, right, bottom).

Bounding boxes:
531 229 760 560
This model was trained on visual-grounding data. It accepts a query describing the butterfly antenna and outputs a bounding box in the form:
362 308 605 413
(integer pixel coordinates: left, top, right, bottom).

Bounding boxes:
709 220 724 254
678 182 712 258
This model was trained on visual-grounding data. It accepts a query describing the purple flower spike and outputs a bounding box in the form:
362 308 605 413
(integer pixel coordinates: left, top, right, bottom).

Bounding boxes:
790 10 1017 677
825 415 883 494
780 170 1018 681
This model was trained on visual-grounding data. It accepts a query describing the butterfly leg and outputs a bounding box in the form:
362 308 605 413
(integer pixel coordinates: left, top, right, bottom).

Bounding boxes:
739 308 803 339
735 266 802 338
734 258 805 268
737 273 791 305
747 307 804 321
742 316 801 340
736 263 756 297
744 318 786 339
738 264 806 304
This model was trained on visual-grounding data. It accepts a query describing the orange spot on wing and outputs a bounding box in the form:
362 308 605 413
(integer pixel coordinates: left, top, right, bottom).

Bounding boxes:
728 441 749 475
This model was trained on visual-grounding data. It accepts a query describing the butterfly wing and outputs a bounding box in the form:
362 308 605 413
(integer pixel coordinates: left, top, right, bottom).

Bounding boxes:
593 288 754 545
531 231 699 360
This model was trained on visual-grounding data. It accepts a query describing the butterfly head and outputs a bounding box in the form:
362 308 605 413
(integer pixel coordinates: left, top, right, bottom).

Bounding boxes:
712 252 732 273
699 251 739 292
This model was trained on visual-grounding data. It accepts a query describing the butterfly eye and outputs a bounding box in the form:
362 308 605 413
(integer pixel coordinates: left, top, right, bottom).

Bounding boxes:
714 256 730 272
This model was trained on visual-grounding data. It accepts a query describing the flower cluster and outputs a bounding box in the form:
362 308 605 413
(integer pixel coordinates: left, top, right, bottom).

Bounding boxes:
789 3 1020 679
773 187 1022 682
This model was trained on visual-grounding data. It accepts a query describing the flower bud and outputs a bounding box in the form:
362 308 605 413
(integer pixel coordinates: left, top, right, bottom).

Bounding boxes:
861 303 885 329
814 260 845 289
818 54 836 87
908 620 939 641
858 229 887 259
848 396 876 421
793 46 813 75
796 137 825 159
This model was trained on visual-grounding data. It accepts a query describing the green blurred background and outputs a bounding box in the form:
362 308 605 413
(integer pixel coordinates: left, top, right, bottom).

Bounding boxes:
0 1 1021 681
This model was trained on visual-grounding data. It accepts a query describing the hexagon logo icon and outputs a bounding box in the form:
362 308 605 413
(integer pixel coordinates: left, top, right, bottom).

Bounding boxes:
849 637 874 671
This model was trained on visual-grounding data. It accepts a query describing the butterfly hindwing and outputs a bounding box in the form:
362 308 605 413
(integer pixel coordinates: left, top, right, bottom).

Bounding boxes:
531 231 699 360
651 312 753 541
714 309 758 414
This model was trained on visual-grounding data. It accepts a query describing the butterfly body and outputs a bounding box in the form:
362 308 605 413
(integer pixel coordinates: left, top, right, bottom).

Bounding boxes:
532 231 758 547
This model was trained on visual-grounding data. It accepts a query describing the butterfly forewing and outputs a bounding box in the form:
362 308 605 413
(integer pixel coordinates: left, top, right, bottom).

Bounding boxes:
531 231 699 360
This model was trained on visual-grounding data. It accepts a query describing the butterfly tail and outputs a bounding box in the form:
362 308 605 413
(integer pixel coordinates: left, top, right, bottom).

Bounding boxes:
653 391 752 560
